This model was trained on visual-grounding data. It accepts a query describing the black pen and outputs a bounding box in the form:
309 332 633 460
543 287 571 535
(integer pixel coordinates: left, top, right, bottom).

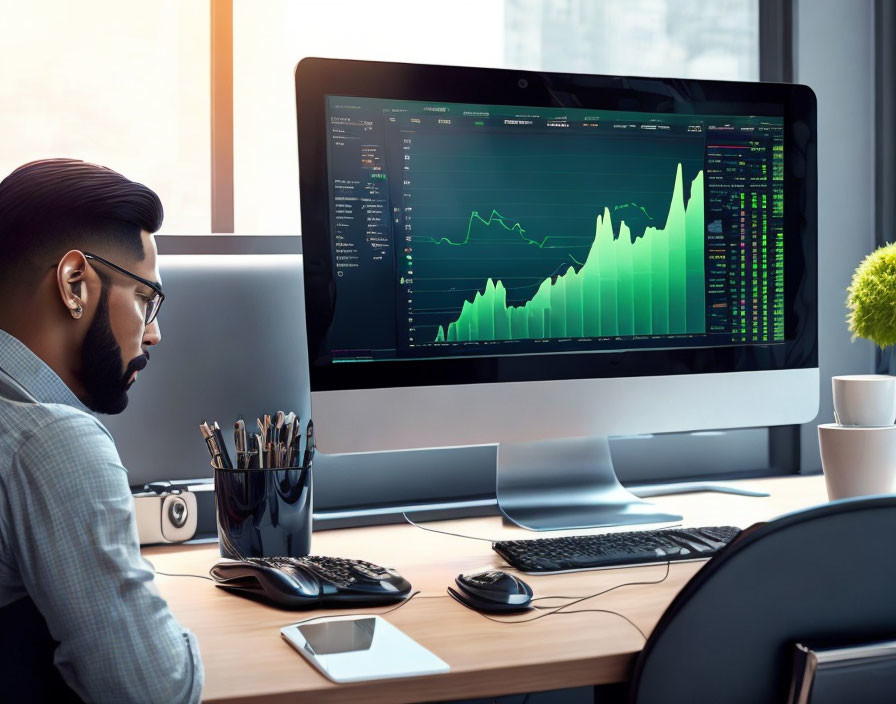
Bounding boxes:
234 419 244 469
240 419 249 468
213 421 233 469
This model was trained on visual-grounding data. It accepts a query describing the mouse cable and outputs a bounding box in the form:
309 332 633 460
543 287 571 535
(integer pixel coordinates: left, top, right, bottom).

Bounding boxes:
149 564 449 608
147 569 451 618
403 512 683 548
451 592 650 641
288 590 428 626
154 570 215 581
402 512 497 542
455 561 671 641
530 561 672 605
144 559 215 581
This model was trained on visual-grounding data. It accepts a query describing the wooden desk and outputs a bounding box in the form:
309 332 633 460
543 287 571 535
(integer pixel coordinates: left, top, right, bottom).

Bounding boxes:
146 475 828 703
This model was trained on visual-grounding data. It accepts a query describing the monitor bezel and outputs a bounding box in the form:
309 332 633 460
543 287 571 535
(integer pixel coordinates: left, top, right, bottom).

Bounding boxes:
295 57 817 393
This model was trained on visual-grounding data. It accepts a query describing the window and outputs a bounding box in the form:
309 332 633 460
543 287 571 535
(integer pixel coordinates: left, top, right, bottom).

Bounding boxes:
232 0 506 235
233 0 758 235
505 0 758 80
2 1 759 236
0 1 211 234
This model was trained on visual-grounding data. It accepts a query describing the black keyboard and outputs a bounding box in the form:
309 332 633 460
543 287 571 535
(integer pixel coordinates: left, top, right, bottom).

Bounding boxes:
264 556 397 590
492 525 741 573
211 555 412 608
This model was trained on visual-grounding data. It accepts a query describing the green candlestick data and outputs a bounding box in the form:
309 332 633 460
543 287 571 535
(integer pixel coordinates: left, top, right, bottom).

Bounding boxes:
434 164 705 342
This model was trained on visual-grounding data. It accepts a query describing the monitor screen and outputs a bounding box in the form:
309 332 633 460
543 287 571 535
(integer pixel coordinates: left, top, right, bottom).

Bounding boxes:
323 96 784 364
296 61 816 528
298 62 814 396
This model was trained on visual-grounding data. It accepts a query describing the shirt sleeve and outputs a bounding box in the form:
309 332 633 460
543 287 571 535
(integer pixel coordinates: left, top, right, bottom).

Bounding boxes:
5 410 204 704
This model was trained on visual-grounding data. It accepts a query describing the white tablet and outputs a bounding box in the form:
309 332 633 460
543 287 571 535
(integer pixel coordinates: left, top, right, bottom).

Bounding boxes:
280 615 450 683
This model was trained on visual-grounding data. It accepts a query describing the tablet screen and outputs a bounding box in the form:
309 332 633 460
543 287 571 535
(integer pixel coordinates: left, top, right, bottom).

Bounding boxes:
282 615 449 683
297 617 375 654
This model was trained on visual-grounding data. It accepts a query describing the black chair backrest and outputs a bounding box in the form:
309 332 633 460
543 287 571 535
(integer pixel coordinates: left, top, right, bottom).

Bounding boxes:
629 495 896 704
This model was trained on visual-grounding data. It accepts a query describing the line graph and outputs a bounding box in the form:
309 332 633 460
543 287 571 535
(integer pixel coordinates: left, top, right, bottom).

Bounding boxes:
403 129 706 344
433 165 704 341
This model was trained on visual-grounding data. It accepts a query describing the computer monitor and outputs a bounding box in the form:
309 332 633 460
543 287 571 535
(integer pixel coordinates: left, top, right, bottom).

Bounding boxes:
295 58 818 531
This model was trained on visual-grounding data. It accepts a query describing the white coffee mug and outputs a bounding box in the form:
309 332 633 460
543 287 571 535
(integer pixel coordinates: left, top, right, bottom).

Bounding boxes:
818 423 896 500
831 374 896 427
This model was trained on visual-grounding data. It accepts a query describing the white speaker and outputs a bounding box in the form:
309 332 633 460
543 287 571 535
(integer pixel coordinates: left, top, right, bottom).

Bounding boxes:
133 489 198 544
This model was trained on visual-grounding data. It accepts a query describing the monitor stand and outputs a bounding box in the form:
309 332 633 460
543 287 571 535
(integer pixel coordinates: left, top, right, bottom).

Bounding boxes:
496 436 683 531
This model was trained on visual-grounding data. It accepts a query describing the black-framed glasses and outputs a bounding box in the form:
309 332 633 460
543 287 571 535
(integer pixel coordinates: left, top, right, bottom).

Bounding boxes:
83 252 165 325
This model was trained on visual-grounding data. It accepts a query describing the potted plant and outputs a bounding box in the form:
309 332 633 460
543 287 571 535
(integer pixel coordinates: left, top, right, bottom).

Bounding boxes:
831 244 896 427
816 245 896 501
847 242 896 349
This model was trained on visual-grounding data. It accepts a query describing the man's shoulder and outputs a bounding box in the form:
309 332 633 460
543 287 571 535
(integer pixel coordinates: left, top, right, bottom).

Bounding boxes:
1 399 119 482
0 396 112 447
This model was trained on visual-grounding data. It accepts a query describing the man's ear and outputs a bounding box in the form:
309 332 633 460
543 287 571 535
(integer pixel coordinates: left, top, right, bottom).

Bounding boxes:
56 250 90 320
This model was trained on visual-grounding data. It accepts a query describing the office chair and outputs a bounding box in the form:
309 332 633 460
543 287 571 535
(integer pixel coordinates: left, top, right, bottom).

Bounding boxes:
628 495 896 703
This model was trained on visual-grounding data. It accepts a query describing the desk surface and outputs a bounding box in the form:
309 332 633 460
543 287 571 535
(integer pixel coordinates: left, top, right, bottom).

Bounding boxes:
146 475 828 703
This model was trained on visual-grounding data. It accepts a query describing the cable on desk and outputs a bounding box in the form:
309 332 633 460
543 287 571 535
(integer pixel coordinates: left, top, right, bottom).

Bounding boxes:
453 561 671 642
402 512 498 543
530 562 672 604
288 590 424 626
145 558 216 581
155 571 215 581
403 510 674 639
461 599 649 640
147 568 449 615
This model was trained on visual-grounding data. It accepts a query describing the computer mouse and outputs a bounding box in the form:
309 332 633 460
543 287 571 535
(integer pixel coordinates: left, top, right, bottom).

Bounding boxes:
210 560 322 608
449 569 533 613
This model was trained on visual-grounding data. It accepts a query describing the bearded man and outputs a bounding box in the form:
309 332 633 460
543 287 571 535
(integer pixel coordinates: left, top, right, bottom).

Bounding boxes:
0 159 203 703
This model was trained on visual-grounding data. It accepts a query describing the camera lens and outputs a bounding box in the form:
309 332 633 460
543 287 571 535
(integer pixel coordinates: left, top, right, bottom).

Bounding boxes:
518 78 528 89
168 497 188 528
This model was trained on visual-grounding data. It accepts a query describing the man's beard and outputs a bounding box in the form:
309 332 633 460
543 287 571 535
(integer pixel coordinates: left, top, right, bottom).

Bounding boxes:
80 287 148 414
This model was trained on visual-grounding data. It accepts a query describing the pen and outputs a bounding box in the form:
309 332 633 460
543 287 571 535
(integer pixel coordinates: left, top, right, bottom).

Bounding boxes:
254 433 264 469
200 422 224 469
254 433 265 469
234 419 243 468
199 421 215 461
212 421 233 469
209 436 223 468
235 418 249 469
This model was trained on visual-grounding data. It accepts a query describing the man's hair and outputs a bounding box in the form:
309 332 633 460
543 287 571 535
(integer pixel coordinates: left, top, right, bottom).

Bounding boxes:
0 158 163 289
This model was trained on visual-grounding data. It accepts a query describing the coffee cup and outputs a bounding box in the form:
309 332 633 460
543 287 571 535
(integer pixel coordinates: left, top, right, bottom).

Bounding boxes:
818 423 896 500
832 374 896 427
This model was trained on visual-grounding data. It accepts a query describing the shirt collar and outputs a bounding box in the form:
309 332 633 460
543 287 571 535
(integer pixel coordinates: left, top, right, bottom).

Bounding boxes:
0 329 91 413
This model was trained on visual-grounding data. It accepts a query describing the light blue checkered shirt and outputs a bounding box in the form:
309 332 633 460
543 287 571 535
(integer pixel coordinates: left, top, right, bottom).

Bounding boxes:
0 330 203 703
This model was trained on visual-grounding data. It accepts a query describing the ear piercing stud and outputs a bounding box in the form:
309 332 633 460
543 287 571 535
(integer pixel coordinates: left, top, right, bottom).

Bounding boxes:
72 305 83 319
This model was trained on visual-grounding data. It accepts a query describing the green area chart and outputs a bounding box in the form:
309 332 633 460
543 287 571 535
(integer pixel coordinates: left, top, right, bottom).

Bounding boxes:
434 164 705 342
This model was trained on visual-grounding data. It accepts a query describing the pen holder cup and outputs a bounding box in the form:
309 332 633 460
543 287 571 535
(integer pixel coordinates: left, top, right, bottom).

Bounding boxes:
214 464 312 559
